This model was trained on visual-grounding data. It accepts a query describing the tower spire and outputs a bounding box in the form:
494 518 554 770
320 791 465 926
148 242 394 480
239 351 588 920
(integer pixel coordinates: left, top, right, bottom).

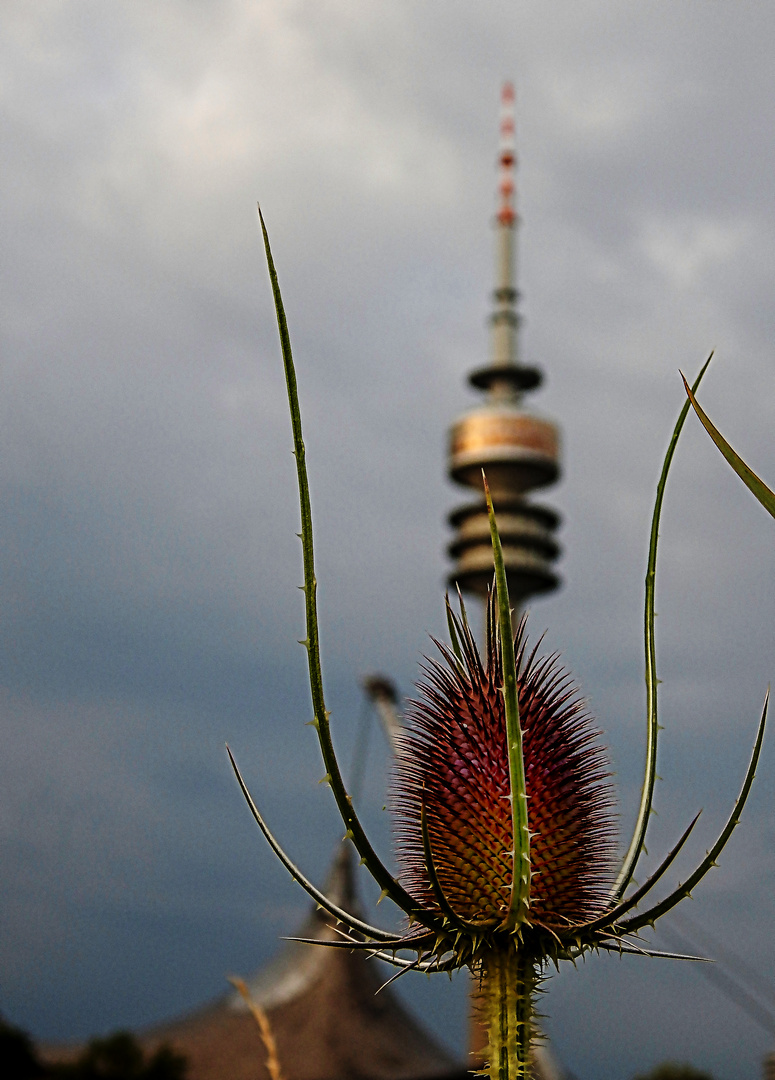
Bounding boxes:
497 81 516 227
446 83 562 607
492 81 519 374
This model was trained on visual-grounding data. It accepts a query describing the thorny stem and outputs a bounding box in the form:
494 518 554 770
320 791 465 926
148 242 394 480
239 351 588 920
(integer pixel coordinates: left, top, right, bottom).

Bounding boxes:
482 945 537 1080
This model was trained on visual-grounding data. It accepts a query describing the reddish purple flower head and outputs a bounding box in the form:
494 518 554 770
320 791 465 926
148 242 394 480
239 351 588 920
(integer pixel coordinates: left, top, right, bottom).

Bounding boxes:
393 606 617 933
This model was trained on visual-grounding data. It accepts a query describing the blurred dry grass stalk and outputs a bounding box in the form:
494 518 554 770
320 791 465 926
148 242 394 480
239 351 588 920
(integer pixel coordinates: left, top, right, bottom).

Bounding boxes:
228 976 284 1080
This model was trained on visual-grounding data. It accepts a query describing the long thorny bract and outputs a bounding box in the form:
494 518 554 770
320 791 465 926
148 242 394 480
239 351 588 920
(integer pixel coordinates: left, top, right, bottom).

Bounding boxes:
612 352 713 902
682 371 775 520
257 207 442 932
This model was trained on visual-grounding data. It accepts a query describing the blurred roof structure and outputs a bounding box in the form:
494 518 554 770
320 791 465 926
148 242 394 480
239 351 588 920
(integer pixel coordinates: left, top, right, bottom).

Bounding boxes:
42 846 469 1080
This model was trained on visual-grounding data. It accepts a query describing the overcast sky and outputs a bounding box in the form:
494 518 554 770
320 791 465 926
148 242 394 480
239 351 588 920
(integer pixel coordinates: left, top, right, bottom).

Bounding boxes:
3 3 775 1079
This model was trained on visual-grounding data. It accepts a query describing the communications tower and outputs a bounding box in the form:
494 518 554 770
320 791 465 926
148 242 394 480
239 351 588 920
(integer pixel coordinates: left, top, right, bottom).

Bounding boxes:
447 83 561 606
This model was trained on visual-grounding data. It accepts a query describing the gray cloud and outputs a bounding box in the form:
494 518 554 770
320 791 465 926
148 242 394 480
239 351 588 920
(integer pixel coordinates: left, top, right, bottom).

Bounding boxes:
2 2 775 1078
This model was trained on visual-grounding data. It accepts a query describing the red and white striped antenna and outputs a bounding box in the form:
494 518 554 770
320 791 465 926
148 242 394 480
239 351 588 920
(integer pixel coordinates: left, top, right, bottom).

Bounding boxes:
497 81 517 226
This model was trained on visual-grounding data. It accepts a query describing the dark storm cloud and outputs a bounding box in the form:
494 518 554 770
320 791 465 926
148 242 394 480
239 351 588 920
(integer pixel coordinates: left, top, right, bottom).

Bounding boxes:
2 3 775 1079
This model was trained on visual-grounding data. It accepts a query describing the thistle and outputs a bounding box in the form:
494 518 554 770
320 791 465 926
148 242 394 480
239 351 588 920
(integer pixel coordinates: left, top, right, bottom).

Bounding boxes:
228 214 769 1080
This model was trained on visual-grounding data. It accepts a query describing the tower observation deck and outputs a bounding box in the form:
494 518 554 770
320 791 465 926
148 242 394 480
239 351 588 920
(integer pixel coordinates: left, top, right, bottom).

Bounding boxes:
447 83 561 605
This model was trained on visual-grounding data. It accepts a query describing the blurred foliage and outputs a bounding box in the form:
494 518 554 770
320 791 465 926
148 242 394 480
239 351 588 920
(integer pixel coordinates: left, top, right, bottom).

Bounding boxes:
54 1032 187 1080
633 1063 715 1080
0 1018 187 1080
0 1015 46 1078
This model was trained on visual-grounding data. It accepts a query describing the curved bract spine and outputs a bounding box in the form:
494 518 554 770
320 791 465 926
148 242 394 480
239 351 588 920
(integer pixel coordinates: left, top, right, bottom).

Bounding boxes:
444 594 466 670
287 935 461 973
227 747 398 943
597 942 709 961
576 811 701 936
621 690 768 934
369 950 460 973
420 801 496 933
612 354 714 903
258 209 443 933
682 372 775 520
484 476 530 931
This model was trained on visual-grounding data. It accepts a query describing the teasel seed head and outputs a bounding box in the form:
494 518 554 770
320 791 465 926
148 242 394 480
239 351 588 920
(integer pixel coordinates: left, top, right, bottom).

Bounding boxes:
393 594 617 934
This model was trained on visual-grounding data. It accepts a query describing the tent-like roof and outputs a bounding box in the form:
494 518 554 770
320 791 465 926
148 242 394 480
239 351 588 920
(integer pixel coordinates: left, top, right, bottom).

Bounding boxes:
134 846 467 1080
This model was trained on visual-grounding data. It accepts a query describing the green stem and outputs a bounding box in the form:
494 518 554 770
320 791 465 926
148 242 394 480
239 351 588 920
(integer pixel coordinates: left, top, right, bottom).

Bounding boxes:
483 945 537 1080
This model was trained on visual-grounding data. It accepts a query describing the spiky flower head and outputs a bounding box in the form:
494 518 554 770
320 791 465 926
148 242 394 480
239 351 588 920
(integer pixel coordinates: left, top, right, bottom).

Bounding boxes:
393 597 617 936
